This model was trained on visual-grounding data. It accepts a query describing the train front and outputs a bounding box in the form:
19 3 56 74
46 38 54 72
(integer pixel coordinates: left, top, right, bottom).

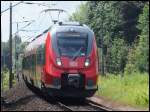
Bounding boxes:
44 23 99 97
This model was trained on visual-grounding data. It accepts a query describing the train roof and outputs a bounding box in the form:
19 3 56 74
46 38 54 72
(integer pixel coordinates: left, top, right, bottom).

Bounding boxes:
23 21 94 56
53 21 92 31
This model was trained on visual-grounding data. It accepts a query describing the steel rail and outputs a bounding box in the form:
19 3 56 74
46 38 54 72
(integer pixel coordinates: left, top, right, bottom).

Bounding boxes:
22 76 112 111
86 99 114 111
57 101 74 111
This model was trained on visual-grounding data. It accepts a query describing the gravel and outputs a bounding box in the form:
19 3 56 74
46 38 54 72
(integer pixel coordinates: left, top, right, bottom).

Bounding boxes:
1 76 103 111
57 99 103 111
1 78 64 111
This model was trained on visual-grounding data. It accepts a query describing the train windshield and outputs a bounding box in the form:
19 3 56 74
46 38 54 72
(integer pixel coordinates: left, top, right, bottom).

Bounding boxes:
57 33 88 57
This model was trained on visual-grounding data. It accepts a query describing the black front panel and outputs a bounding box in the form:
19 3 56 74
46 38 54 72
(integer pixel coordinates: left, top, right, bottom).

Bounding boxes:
61 73 85 89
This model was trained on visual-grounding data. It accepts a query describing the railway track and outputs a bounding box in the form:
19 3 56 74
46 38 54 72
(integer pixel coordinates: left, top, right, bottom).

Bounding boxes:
5 77 110 111
2 76 145 111
55 98 112 111
25 80 111 111
57 101 74 111
86 99 113 111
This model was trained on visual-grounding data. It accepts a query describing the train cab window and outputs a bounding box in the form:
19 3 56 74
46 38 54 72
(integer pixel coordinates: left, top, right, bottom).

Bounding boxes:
57 33 88 57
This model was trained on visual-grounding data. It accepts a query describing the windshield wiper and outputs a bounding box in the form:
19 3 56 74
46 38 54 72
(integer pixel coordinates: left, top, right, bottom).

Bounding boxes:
71 47 82 61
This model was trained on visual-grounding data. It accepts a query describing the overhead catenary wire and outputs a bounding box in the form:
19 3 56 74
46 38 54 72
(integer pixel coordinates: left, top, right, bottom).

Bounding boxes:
12 2 56 41
12 20 36 36
1 1 23 14
2 2 70 44
1 1 54 14
41 8 70 21
29 8 70 42
22 1 56 8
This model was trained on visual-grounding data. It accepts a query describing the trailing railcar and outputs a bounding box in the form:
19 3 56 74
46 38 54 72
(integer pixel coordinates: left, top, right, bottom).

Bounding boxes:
22 22 99 98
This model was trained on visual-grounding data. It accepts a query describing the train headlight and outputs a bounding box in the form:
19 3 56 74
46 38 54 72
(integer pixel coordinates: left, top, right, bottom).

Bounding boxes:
56 58 62 66
85 58 90 67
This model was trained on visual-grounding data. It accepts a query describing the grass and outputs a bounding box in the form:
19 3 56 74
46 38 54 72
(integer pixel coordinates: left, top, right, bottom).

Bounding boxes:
1 71 17 92
96 72 149 108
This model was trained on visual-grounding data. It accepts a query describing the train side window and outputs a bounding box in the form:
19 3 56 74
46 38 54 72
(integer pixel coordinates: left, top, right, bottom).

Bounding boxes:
25 58 27 69
28 56 30 69
28 56 31 69
27 56 29 69
24 57 26 69
33 54 35 68
36 45 45 65
25 57 28 69
32 55 34 69
30 55 32 69
24 58 26 69
37 48 40 65
22 58 25 68
37 47 41 65
41 44 45 65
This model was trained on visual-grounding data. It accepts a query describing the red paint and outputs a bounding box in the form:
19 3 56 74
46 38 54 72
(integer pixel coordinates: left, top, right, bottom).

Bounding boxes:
23 29 99 93
42 32 98 87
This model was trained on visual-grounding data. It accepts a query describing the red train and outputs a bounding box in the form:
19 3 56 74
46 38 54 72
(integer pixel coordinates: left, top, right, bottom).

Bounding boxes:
22 22 99 98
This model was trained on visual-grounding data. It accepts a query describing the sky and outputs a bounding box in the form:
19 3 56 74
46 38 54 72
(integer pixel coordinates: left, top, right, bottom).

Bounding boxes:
1 1 83 42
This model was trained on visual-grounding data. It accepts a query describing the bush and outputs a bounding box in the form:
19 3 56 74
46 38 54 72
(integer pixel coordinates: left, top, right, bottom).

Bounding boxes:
97 72 149 108
108 38 128 73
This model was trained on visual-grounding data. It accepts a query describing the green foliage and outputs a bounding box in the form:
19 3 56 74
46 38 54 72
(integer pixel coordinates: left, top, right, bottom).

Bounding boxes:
125 3 149 73
2 65 9 73
137 3 149 35
124 47 139 74
87 1 123 45
69 2 88 24
1 35 28 71
69 2 149 108
97 73 149 108
108 38 128 73
1 71 17 91
1 71 9 91
1 42 10 69
70 1 148 74
118 1 145 43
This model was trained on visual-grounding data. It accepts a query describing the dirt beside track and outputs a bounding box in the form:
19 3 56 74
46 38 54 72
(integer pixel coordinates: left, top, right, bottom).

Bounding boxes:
1 79 64 111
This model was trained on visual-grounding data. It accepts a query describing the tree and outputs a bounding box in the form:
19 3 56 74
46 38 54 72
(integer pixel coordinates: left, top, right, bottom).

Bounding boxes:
125 3 149 73
69 1 148 74
69 2 88 24
1 42 10 69
108 38 128 73
117 1 145 44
